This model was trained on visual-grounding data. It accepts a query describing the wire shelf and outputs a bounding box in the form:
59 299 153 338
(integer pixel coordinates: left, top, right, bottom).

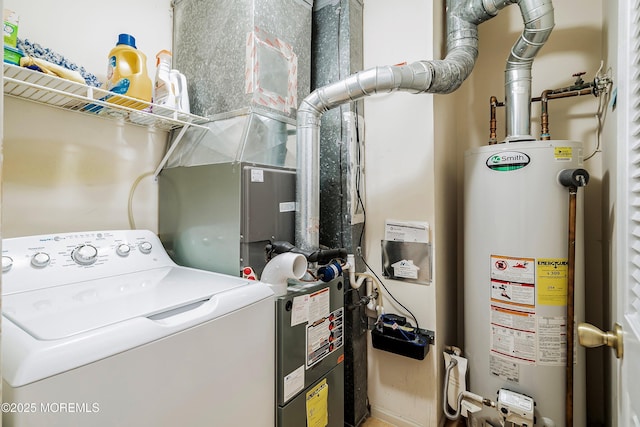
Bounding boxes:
3 63 209 131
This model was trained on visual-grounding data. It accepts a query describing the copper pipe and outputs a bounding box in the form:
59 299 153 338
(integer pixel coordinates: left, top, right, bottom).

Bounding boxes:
489 96 498 144
539 87 593 140
488 86 595 145
540 90 551 140
558 167 589 427
533 88 593 102
565 185 577 427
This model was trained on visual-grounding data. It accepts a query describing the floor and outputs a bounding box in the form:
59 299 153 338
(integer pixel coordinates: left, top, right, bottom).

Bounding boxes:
361 417 465 427
361 418 395 427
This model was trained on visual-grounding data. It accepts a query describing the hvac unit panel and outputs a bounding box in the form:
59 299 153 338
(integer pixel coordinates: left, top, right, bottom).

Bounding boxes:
276 363 344 427
276 278 344 406
159 163 296 277
275 278 344 427
158 163 241 277
242 166 296 242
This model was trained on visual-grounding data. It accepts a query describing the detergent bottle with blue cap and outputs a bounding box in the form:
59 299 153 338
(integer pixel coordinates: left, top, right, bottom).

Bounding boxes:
106 33 152 110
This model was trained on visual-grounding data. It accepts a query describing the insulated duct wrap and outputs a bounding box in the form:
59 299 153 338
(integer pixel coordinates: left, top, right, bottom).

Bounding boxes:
296 0 555 251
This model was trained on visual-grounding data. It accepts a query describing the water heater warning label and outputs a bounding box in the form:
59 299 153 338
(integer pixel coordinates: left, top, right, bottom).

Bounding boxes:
554 146 573 161
490 255 536 364
490 354 519 383
537 316 568 365
489 254 569 367
490 316 536 364
490 255 535 309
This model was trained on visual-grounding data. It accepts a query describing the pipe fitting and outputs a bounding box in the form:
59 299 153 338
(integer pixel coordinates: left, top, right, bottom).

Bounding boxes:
260 253 308 297
482 0 519 16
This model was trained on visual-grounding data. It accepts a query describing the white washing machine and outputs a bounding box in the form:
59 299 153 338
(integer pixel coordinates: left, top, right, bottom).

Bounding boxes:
1 230 275 427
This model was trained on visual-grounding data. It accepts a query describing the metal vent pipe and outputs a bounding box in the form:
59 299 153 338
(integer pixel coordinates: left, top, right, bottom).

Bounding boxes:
505 0 555 141
296 0 554 251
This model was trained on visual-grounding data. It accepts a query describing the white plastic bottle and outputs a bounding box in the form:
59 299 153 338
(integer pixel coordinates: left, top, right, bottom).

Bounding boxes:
153 50 175 109
170 69 190 114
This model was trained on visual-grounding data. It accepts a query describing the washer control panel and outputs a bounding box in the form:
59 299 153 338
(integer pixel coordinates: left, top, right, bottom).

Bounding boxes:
2 230 175 295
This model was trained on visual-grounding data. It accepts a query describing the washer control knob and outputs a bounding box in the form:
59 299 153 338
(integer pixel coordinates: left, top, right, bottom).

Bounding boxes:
72 245 98 265
116 244 131 257
138 241 153 254
2 256 14 272
31 252 51 268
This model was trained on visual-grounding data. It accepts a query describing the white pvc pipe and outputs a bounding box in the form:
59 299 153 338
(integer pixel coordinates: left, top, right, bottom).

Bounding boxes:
365 278 375 311
347 254 357 286
260 253 308 296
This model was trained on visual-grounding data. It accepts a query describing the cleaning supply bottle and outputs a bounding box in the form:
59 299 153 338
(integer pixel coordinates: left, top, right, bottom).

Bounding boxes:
153 50 175 109
3 9 19 48
170 69 190 114
106 34 152 110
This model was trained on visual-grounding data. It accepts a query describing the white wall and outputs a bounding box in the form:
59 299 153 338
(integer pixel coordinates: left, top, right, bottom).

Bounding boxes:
2 0 173 237
363 2 444 426
5 0 172 82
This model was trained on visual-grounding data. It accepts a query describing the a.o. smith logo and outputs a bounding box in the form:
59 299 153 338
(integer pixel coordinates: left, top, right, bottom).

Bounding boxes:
486 151 530 171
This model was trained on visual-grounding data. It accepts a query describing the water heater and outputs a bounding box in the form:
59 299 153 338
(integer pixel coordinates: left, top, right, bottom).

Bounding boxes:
463 140 586 426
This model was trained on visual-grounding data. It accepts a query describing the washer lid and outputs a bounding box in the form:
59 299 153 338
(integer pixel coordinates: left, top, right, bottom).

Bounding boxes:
2 266 257 341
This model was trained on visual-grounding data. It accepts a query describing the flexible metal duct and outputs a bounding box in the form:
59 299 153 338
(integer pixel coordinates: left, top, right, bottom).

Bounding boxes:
296 0 554 251
505 0 555 141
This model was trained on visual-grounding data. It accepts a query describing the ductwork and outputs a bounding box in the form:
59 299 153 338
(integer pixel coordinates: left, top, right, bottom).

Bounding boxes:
505 0 555 141
296 0 555 251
